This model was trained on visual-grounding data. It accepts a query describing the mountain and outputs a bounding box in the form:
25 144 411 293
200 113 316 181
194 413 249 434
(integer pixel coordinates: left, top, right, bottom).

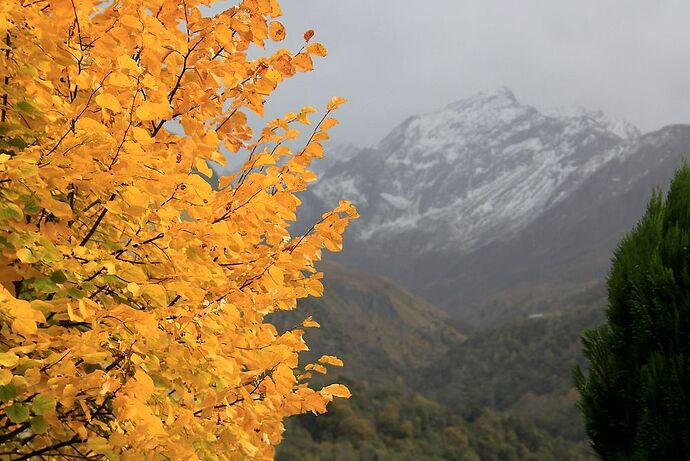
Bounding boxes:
423 124 690 326
306 88 690 327
313 87 636 253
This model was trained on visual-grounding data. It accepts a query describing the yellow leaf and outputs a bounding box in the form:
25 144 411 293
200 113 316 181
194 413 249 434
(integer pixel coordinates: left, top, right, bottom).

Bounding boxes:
12 317 36 336
318 355 344 367
120 265 148 283
320 384 351 398
95 93 122 113
135 101 171 121
292 53 313 72
117 54 139 71
302 316 320 328
6 297 38 336
0 369 12 385
120 14 141 29
108 72 131 87
60 384 78 409
67 303 84 323
305 363 327 374
320 118 339 131
240 439 259 457
0 352 18 367
131 126 153 145
82 351 110 365
126 282 141 296
196 158 213 177
16 248 32 263
132 369 155 400
327 96 347 111
76 424 88 440
304 142 324 159
122 187 149 209
295 111 310 126
307 43 328 57
142 284 167 307
76 117 107 133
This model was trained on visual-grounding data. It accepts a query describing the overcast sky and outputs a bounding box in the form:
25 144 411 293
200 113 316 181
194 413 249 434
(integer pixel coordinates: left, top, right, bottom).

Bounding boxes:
246 0 690 149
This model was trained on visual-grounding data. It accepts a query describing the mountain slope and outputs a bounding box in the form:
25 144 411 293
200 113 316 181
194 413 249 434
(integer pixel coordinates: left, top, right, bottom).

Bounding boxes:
313 87 635 254
269 261 465 379
421 125 690 325
305 89 690 327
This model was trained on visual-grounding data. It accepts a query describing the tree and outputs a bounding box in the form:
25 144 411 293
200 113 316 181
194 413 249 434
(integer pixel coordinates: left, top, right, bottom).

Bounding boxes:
574 165 690 460
0 0 357 458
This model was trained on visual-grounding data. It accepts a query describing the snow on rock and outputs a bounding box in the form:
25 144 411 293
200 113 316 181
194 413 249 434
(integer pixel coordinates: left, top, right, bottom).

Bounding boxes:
311 88 640 254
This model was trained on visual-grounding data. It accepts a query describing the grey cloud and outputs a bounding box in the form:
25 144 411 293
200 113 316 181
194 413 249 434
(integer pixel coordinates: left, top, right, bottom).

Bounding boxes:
219 1 690 153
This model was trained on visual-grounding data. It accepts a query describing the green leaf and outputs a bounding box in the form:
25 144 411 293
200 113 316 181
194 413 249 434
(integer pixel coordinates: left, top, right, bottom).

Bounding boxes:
7 137 27 149
32 277 58 294
86 437 118 461
39 240 61 264
31 394 55 415
0 384 17 402
30 415 47 434
67 287 85 299
50 271 68 284
22 195 41 214
0 205 23 221
102 275 121 285
16 100 36 114
6 402 29 423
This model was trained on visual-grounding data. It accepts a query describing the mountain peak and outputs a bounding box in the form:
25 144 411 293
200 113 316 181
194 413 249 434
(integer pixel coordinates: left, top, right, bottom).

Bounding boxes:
545 105 641 139
313 89 642 256
445 87 519 112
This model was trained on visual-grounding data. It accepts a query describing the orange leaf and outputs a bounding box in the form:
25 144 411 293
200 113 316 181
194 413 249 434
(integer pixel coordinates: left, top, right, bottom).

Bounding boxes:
269 21 286 41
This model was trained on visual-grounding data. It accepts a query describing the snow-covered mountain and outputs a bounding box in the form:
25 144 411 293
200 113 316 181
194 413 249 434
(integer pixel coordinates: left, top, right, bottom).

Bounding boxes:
313 87 639 253
307 88 690 327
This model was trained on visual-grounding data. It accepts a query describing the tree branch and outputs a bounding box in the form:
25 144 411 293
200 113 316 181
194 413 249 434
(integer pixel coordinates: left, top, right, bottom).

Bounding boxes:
79 193 115 246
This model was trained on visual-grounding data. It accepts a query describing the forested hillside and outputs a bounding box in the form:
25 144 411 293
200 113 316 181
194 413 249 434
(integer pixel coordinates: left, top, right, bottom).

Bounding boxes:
272 265 604 460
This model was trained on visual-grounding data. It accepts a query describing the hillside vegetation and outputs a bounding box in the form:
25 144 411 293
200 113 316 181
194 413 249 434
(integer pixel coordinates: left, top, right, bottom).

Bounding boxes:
272 263 603 460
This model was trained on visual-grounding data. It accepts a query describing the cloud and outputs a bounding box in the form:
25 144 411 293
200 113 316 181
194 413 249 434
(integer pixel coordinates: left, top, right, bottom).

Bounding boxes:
217 1 690 150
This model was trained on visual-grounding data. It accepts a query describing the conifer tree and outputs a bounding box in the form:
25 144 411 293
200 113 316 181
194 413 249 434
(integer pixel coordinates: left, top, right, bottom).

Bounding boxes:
575 165 690 460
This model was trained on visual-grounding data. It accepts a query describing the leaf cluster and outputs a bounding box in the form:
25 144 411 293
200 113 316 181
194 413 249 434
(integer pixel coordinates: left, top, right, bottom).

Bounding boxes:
0 0 356 459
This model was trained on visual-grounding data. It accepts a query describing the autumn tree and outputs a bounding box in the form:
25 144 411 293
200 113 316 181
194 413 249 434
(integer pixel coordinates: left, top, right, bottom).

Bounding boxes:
574 166 690 460
0 0 357 459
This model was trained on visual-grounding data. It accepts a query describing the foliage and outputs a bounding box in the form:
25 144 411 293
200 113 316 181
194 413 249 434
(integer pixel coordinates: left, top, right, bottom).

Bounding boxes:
575 165 690 460
0 0 356 458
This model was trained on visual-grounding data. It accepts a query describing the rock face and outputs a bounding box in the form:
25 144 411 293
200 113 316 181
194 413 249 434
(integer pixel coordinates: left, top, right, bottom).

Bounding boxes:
305 88 690 327
314 88 635 251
